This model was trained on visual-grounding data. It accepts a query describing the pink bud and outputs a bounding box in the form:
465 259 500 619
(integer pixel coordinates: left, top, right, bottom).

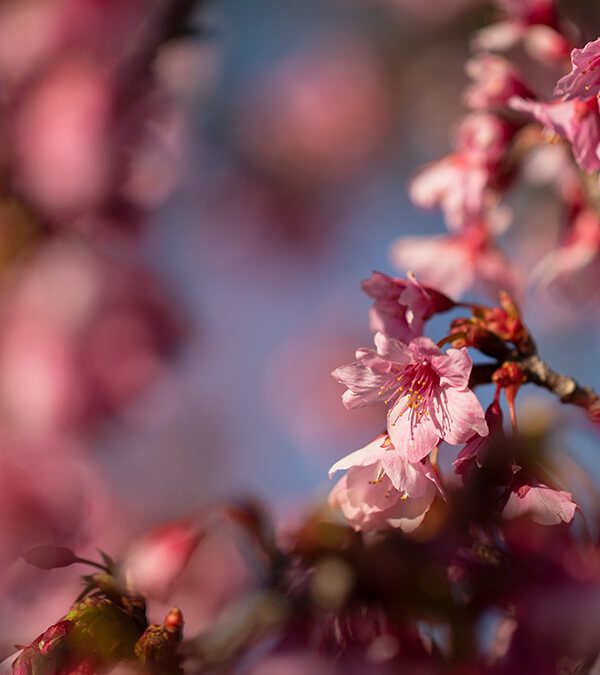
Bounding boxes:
22 545 77 570
122 520 203 599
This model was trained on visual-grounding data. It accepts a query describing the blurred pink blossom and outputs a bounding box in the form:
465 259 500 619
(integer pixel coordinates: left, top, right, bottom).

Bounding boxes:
532 209 600 305
12 57 112 217
121 520 203 600
234 39 393 184
391 229 520 300
464 54 533 110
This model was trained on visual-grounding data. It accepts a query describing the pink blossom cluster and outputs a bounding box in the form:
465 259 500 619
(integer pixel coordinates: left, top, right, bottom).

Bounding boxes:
328 272 578 533
393 0 600 305
0 0 200 641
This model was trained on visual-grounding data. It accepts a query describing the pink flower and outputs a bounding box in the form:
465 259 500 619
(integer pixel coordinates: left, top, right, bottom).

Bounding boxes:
503 480 578 526
361 271 454 341
328 435 439 532
555 38 600 101
472 0 563 57
409 114 515 232
409 154 489 232
532 209 600 305
464 54 532 110
510 96 600 173
332 335 488 462
455 113 515 169
13 57 112 217
391 230 520 300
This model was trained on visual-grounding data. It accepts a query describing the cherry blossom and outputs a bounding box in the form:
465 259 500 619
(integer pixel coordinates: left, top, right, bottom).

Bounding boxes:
510 96 600 173
464 54 533 110
391 230 520 300
472 0 566 60
332 334 488 462
409 154 490 232
328 435 439 532
555 38 600 101
361 271 454 341
532 209 600 305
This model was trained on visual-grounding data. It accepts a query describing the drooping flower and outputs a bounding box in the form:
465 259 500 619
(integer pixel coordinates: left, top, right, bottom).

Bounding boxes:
361 271 454 342
554 38 600 102
328 435 440 532
503 479 578 526
391 229 520 300
332 335 488 462
510 96 600 173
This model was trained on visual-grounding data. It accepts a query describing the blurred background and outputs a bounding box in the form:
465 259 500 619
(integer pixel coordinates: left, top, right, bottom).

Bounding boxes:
1 0 600 655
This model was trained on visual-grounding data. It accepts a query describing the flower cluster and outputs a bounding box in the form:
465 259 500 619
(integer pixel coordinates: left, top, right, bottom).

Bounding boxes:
328 272 578 533
392 0 600 305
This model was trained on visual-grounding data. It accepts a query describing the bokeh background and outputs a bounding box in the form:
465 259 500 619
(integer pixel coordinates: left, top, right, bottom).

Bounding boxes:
1 0 600 656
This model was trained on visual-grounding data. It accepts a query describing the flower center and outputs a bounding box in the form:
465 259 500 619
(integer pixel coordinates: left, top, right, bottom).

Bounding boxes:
379 359 437 423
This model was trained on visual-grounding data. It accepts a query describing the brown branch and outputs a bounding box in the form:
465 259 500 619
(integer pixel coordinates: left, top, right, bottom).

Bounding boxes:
521 355 600 421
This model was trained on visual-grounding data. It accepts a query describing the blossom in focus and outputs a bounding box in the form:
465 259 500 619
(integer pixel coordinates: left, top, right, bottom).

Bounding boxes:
510 96 600 173
391 229 520 300
328 435 439 532
361 271 455 341
554 38 600 101
503 479 578 526
332 334 488 462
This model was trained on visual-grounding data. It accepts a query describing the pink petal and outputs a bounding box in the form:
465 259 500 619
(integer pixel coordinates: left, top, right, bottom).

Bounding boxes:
432 386 488 445
433 347 472 389
387 404 439 463
503 482 578 525
328 435 388 477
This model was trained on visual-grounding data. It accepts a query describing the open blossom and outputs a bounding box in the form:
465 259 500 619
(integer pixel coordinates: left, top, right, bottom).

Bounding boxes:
361 271 454 341
391 229 520 300
333 334 488 462
510 96 600 173
503 478 578 526
555 38 600 101
328 435 440 532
